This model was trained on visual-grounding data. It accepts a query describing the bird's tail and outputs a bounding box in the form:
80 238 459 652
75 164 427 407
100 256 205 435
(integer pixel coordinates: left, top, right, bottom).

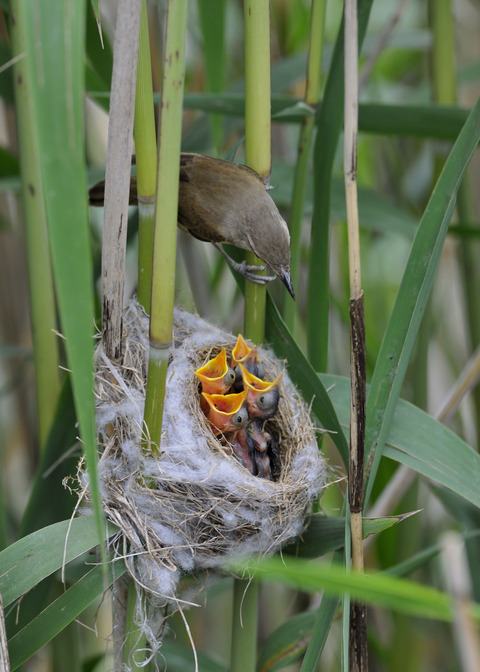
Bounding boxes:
88 176 138 206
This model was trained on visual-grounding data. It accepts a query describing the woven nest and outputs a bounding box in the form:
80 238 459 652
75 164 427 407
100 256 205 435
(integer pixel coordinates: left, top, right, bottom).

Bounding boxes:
92 300 327 607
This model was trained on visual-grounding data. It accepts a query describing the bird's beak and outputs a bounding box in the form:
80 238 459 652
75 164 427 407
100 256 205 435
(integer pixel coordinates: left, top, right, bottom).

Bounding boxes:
201 389 248 435
195 348 235 395
231 334 252 367
279 268 296 300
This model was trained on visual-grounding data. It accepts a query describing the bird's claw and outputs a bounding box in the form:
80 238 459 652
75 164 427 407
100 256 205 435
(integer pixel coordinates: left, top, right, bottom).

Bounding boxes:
235 260 276 285
214 243 276 285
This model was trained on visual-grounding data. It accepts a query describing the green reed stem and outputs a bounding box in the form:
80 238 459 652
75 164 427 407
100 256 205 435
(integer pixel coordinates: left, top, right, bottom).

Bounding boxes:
242 0 271 343
123 4 158 667
231 579 260 672
134 0 157 313
123 579 148 670
230 3 272 670
143 0 188 453
197 0 226 154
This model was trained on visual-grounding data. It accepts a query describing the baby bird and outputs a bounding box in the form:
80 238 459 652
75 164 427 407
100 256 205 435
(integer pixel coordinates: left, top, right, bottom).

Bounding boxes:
230 426 256 475
201 390 248 437
238 364 281 421
230 334 264 388
231 420 277 480
195 348 235 395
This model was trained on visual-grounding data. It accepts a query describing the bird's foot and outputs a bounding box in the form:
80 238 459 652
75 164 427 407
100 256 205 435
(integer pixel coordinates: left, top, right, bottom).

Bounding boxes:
214 244 276 285
234 260 276 285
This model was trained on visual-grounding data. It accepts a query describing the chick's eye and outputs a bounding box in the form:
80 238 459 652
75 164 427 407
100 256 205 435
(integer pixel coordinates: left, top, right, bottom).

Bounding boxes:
233 408 248 427
225 368 236 384
258 393 274 410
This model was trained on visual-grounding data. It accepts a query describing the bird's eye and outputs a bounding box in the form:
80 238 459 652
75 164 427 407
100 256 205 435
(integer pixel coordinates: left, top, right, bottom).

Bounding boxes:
258 392 275 410
233 408 248 427
225 367 236 384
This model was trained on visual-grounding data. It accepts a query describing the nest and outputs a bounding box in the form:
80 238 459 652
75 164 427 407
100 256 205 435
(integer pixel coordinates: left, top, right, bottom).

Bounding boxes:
92 300 327 612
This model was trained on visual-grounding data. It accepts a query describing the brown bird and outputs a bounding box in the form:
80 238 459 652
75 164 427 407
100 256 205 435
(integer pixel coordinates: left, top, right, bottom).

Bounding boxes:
89 153 295 298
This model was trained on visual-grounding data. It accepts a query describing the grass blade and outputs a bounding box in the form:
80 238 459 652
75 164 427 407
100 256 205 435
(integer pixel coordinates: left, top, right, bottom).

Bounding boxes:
364 96 480 507
0 517 116 608
22 0 103 555
231 556 456 623
285 514 410 559
266 294 349 465
322 374 480 510
8 561 125 671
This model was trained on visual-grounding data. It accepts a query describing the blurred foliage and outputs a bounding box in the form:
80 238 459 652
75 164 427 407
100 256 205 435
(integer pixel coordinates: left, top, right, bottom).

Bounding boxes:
0 0 480 671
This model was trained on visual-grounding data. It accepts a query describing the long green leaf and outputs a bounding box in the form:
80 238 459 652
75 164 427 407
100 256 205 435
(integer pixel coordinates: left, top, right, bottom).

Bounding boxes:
23 0 104 555
8 560 125 671
364 96 480 506
88 93 472 142
259 528 480 672
322 374 480 509
20 377 77 537
257 610 318 672
285 514 409 558
265 294 349 464
183 94 471 140
306 0 373 370
0 517 116 608
231 556 458 623
357 102 469 140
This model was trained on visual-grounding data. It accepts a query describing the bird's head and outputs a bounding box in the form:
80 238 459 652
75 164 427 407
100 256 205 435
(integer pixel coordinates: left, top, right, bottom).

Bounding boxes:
245 198 295 300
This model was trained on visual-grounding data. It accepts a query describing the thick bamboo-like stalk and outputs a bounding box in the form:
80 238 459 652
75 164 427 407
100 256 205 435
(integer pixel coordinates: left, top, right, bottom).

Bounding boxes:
143 0 188 453
284 0 327 333
101 0 142 361
242 0 271 343
121 3 158 665
230 579 259 672
10 0 60 449
344 1 367 670
230 3 272 670
134 0 157 313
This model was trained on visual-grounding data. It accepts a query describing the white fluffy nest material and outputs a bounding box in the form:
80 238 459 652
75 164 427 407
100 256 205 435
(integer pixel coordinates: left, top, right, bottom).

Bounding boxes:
94 300 326 606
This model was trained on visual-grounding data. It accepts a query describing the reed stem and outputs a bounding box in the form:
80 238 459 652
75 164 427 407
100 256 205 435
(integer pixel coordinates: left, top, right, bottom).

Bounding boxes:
143 0 188 452
230 2 272 669
134 0 157 313
242 0 271 342
344 1 367 669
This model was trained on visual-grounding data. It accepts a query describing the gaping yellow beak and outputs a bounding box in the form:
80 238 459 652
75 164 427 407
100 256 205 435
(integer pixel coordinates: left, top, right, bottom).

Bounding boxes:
195 348 236 395
201 389 249 435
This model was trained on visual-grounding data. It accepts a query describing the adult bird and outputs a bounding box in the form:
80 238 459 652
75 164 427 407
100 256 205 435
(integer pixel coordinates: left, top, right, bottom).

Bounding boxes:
89 153 295 298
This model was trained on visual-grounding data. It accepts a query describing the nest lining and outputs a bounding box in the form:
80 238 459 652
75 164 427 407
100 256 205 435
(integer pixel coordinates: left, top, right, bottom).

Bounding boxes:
92 300 327 607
